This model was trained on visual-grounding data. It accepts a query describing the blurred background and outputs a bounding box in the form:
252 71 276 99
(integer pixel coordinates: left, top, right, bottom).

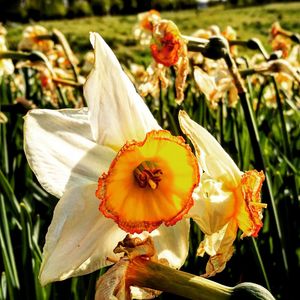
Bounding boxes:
0 0 299 22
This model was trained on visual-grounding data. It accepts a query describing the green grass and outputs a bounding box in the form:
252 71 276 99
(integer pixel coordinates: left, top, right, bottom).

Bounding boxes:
5 2 300 65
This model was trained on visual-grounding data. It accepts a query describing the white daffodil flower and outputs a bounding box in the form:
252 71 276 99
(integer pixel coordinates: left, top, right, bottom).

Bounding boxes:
24 33 200 286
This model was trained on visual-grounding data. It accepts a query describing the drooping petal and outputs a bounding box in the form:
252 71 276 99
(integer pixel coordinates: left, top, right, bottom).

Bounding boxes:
39 183 127 285
24 108 116 198
193 67 217 100
152 219 190 269
178 110 241 188
236 170 266 238
188 173 236 235
197 221 237 277
95 259 131 300
84 32 160 150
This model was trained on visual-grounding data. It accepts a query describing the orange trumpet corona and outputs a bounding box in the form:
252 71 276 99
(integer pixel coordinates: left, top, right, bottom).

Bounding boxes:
96 130 200 234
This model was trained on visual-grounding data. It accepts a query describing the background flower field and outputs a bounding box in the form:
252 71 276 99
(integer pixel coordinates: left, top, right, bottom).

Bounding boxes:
0 2 299 299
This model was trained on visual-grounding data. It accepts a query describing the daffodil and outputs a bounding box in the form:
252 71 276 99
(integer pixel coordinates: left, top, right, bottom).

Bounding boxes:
18 25 54 53
193 66 238 109
0 24 14 76
133 9 161 46
221 25 238 57
24 32 200 286
126 62 169 101
150 20 189 104
179 110 266 277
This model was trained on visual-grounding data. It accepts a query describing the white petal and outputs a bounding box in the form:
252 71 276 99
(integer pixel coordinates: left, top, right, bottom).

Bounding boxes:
193 67 216 100
178 110 241 188
24 108 116 198
150 219 190 269
39 183 127 286
189 174 235 235
84 32 160 150
199 221 237 277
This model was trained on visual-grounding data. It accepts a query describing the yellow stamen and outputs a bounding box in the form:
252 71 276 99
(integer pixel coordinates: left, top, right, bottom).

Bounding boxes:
250 202 267 208
133 160 162 189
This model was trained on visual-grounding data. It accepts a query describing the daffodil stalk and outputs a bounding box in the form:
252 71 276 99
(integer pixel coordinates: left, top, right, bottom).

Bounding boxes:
214 37 290 285
270 75 299 287
51 29 80 83
31 30 80 82
270 76 299 202
231 35 299 285
0 50 46 63
229 38 269 60
126 257 275 300
185 36 287 289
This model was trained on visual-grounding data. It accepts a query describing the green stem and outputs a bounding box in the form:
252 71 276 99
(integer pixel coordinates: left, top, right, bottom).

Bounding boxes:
52 29 79 83
251 238 270 290
127 258 232 300
126 258 275 300
223 51 288 293
238 88 289 274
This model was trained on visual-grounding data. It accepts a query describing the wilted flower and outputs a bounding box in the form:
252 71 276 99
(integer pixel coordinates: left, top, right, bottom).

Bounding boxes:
18 25 54 53
0 24 14 76
179 111 266 277
133 9 161 45
95 234 164 299
193 66 238 109
16 60 59 107
271 35 291 58
128 62 170 100
150 20 189 104
80 50 94 76
221 25 238 56
253 59 300 84
0 111 8 123
24 33 199 285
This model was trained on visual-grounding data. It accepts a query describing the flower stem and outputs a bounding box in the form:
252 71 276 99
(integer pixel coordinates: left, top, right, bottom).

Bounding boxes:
127 258 232 300
126 258 275 300
223 50 289 292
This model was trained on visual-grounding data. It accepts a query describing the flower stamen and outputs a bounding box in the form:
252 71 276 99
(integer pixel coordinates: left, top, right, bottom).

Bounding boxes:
250 202 268 208
134 161 163 189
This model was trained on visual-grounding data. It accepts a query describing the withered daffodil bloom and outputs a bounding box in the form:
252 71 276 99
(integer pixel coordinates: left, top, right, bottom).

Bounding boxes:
179 110 266 277
24 33 199 285
150 20 189 104
133 9 161 46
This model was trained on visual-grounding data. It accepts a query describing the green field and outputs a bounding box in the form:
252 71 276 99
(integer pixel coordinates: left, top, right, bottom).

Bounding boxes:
5 2 300 65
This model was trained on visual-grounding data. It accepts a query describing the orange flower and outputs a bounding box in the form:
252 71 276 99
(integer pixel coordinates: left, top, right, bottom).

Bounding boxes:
139 9 161 32
133 10 161 45
150 20 185 67
271 35 291 58
270 21 282 38
97 130 200 234
150 20 189 104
